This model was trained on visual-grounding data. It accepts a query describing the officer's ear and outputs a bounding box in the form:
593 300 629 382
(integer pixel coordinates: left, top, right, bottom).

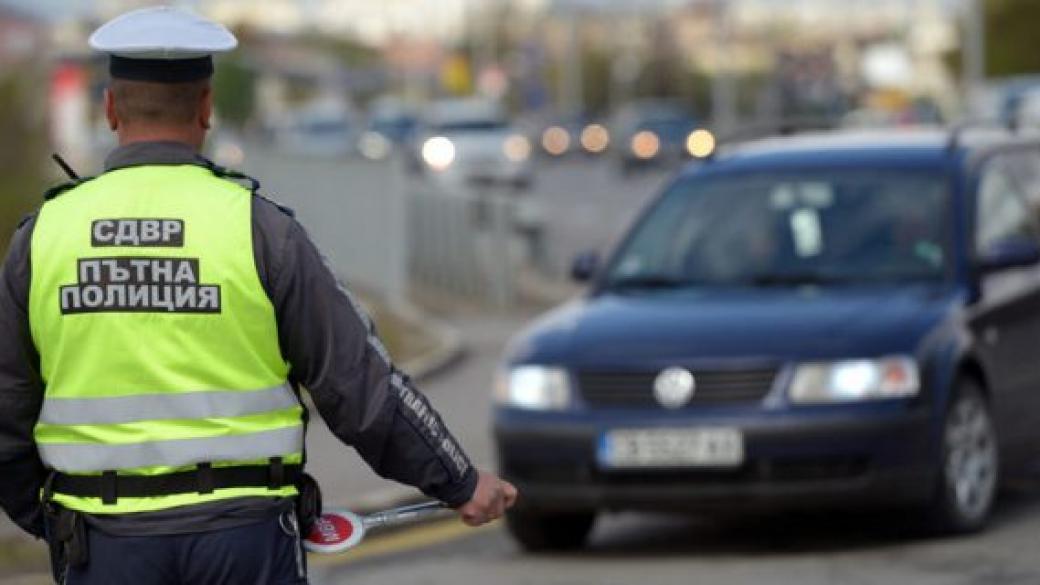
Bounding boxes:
104 88 119 132
198 84 213 131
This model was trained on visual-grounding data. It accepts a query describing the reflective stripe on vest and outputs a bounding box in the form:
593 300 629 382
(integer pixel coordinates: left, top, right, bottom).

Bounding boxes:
29 165 299 513
38 425 304 473
39 383 298 426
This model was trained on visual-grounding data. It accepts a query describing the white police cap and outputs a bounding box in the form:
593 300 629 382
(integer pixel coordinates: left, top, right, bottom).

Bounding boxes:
90 6 238 83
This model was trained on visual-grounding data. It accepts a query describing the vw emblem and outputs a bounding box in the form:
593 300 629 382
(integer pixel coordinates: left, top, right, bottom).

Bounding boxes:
653 367 696 409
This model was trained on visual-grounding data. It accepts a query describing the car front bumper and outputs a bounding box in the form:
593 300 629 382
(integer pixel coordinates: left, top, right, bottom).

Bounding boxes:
494 404 937 513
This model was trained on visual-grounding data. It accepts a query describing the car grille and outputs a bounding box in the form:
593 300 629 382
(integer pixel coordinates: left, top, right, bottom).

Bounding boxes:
577 368 779 408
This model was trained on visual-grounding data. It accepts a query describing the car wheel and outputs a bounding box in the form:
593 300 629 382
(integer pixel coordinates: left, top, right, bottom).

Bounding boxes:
505 507 596 552
927 379 999 534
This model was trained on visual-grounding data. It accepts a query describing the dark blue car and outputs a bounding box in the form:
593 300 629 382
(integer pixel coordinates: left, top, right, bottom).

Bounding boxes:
612 100 703 174
494 128 1040 551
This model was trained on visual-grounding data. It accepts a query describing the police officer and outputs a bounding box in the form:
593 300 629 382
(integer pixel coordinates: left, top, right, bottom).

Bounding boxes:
0 6 516 584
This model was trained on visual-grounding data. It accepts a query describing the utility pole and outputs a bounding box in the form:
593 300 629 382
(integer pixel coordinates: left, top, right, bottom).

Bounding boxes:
711 0 738 134
962 0 985 115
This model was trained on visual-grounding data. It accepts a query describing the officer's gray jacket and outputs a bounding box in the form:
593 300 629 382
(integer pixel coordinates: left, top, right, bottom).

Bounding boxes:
0 141 477 537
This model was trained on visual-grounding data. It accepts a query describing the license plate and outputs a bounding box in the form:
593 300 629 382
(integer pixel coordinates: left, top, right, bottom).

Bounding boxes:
598 428 744 469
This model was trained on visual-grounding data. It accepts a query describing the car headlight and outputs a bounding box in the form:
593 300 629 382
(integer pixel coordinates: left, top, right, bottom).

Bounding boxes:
503 134 531 162
494 366 571 410
580 124 610 153
788 356 920 403
360 131 392 161
541 126 570 156
631 130 660 159
686 128 716 158
422 136 455 171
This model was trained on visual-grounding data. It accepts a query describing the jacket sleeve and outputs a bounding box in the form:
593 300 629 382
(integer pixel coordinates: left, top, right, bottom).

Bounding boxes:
252 199 478 507
0 215 47 538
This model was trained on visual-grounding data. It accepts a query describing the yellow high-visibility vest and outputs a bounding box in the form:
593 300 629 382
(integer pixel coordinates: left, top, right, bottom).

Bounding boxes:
29 164 302 515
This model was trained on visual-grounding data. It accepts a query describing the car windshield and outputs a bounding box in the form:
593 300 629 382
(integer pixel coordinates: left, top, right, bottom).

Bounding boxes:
604 170 949 290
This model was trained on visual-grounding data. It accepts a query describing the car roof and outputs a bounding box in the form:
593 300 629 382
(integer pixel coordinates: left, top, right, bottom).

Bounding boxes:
687 127 1027 176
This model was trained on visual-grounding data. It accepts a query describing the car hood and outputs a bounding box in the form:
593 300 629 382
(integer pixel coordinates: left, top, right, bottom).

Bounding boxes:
507 285 962 369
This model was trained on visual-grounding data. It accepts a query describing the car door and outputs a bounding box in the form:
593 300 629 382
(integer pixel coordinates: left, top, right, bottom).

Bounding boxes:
969 149 1040 465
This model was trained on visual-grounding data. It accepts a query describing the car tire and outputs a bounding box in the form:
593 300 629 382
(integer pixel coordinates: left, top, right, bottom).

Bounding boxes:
505 507 596 552
926 378 999 534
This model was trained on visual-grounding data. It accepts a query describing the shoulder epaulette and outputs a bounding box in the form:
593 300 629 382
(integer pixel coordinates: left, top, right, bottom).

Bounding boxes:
43 176 96 201
196 155 295 218
196 155 261 194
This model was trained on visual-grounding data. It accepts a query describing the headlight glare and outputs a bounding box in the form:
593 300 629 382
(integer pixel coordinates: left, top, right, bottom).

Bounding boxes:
503 134 532 162
686 128 716 158
495 366 571 410
360 131 392 161
422 136 455 171
789 357 919 403
541 126 570 156
631 130 660 159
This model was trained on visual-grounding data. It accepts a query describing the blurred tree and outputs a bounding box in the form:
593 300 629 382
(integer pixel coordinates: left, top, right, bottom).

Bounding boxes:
947 0 1040 78
212 57 257 129
310 36 382 69
0 70 46 257
984 0 1040 77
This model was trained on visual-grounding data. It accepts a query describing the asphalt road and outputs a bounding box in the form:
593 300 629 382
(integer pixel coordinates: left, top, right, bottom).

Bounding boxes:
313 484 1040 585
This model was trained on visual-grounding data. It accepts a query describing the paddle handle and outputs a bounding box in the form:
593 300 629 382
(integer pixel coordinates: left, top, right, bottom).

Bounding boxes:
362 501 449 529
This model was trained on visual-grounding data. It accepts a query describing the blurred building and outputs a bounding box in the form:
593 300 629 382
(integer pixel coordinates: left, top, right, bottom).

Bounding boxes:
91 0 472 43
0 4 46 65
529 0 960 119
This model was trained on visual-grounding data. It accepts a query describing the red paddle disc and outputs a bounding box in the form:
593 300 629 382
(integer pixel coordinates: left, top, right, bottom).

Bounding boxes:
303 509 365 554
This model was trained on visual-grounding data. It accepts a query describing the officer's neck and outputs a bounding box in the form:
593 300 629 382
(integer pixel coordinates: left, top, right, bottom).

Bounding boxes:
117 126 205 152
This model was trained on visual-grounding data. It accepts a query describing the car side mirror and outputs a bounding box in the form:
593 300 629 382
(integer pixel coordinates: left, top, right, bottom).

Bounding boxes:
571 251 601 283
977 236 1040 274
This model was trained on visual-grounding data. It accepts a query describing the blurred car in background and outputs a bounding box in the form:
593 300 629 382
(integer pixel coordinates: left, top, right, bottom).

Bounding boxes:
611 100 709 175
275 100 358 159
495 127 1040 551
358 97 420 162
413 98 533 190
536 114 612 159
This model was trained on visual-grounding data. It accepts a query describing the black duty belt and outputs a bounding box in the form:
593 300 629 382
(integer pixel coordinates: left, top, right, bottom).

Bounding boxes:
51 460 303 505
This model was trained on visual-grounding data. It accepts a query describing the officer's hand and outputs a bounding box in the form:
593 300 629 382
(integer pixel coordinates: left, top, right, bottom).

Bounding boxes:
456 470 518 527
